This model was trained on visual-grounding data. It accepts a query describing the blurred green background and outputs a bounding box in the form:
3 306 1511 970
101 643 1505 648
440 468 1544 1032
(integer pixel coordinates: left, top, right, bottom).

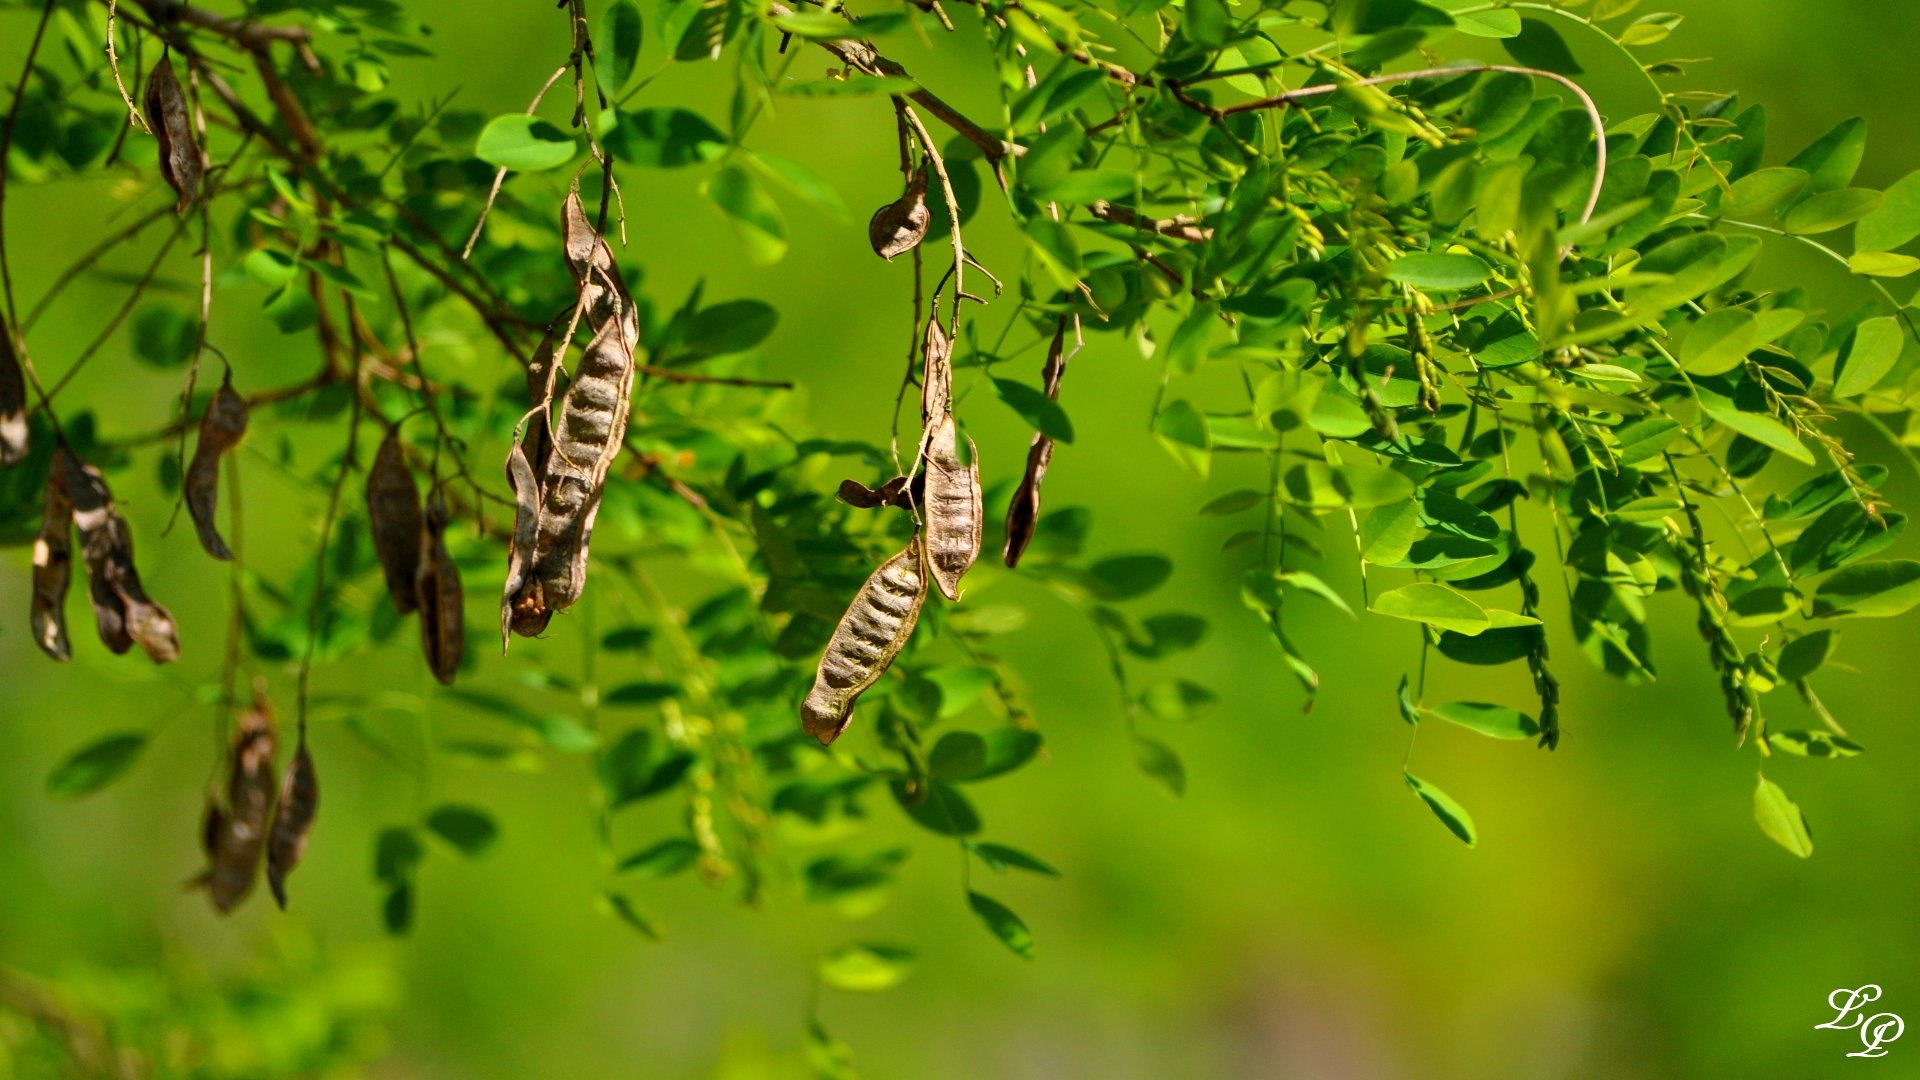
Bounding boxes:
5 1 1920 1077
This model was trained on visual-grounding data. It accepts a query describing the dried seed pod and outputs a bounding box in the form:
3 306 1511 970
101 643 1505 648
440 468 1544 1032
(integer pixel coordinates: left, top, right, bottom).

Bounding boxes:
920 316 952 423
31 454 74 661
203 687 278 914
61 448 179 663
924 415 982 601
508 197 638 631
803 539 928 745
837 475 913 510
868 163 930 261
184 375 248 560
561 190 638 351
143 52 201 215
1004 323 1070 568
500 442 550 647
0 329 25 467
417 496 464 685
266 737 319 910
365 430 423 615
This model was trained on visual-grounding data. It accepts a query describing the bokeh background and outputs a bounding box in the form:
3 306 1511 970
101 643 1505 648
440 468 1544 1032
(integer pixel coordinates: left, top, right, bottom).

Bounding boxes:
4 1 1920 1077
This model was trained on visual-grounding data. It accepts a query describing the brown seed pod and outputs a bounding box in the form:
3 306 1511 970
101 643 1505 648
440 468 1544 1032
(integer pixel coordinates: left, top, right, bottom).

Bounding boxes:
417 496 464 685
920 316 952 424
365 429 423 615
184 374 248 560
868 163 930 261
60 448 179 663
803 539 928 745
837 475 914 510
1003 323 1070 568
561 190 639 352
500 442 550 647
508 193 637 632
203 686 278 914
924 415 982 601
266 737 319 910
31 454 74 661
143 52 202 216
0 329 26 467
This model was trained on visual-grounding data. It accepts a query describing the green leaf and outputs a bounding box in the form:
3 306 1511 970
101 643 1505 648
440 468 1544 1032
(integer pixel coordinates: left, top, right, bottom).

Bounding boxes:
1086 553 1173 599
374 827 424 885
1133 735 1185 795
1452 8 1520 38
263 284 317 333
1776 629 1836 681
1404 772 1477 846
425 805 499 856
617 838 701 877
1025 218 1083 289
46 733 147 799
1183 0 1230 48
1848 251 1920 278
1724 167 1808 219
595 0 644 96
1385 251 1491 290
1370 582 1490 635
131 305 197 367
1787 116 1866 193
1679 307 1757 375
705 165 786 265
1426 702 1540 740
474 114 577 171
1767 731 1863 758
817 943 916 992
967 891 1036 958
677 299 778 359
1700 397 1813 464
927 731 987 782
1396 674 1420 726
603 108 726 168
1753 774 1813 857
1856 170 1920 252
1812 560 1920 618
971 842 1060 876
1617 11 1682 45
1835 316 1903 397
1501 18 1582 75
994 377 1074 442
603 892 660 939
1781 188 1882 235
1152 399 1212 478
1139 679 1217 723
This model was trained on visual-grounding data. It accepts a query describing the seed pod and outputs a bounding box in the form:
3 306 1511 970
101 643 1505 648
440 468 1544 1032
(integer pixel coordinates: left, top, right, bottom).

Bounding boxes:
365 430 422 615
1004 323 1070 568
0 329 25 467
837 475 913 510
921 316 952 424
868 163 930 261
924 415 981 601
184 374 248 560
803 539 928 745
561 190 639 352
31 454 74 661
417 496 464 685
511 196 637 629
500 442 550 647
203 687 278 914
266 737 319 910
61 447 179 663
143 52 201 215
